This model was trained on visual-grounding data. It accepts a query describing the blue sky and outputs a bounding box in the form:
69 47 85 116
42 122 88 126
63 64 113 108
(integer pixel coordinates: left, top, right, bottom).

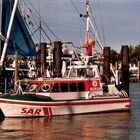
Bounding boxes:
30 0 140 51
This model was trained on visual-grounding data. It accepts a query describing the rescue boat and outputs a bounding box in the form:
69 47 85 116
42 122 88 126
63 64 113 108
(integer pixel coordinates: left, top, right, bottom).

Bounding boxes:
0 64 131 117
0 0 131 117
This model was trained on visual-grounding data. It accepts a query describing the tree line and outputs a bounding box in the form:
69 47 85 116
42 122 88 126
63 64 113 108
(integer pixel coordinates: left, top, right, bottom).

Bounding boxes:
111 45 140 66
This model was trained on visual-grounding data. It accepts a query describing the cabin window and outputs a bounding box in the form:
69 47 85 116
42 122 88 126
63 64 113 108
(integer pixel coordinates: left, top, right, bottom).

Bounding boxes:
51 83 60 93
86 68 94 77
78 82 85 91
26 84 39 92
69 83 77 92
69 69 76 77
39 84 51 92
60 83 68 92
77 69 86 77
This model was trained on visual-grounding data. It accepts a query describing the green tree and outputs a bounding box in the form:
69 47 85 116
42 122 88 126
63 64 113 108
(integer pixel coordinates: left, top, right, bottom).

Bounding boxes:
129 45 140 65
110 49 120 66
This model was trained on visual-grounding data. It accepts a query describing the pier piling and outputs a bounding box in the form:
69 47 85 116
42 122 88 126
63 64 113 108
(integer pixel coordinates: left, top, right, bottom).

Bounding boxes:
121 45 129 95
138 61 140 83
103 47 111 84
36 43 47 77
53 41 62 78
14 49 18 92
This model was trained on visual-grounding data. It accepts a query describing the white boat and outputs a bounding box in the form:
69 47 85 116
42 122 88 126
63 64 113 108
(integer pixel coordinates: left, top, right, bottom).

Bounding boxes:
0 93 131 117
0 0 131 117
0 62 131 117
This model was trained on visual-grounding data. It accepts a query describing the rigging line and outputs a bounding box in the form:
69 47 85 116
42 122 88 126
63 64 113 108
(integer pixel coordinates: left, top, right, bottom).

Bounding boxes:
25 12 41 42
24 20 38 40
89 4 99 38
71 0 96 41
70 0 87 52
40 19 60 41
22 0 39 27
70 0 86 24
19 2 47 45
70 0 83 45
89 2 104 47
96 0 106 45
41 26 51 42
25 0 60 41
29 2 60 40
5 2 37 53
18 1 23 13
29 25 51 42
28 13 41 42
21 1 43 42
70 0 80 15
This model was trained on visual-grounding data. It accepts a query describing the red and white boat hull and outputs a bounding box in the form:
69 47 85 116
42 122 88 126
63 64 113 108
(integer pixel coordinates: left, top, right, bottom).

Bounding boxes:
0 98 131 117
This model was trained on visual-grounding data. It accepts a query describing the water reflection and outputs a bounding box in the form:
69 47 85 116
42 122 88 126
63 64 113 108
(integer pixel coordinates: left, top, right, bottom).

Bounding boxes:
0 112 133 140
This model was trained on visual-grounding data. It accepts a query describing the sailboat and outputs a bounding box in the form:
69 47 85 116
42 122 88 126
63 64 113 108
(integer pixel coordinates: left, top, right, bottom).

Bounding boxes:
0 0 131 117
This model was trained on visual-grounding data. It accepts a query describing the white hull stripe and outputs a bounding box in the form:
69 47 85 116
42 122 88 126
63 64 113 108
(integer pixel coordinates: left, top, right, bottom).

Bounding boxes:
0 98 131 106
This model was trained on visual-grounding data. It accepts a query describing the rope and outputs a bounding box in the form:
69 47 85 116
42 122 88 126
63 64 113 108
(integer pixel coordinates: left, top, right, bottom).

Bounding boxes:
70 0 86 24
23 0 60 41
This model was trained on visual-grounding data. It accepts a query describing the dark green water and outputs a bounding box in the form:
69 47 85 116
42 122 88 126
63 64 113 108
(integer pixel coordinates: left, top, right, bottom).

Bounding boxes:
0 83 139 140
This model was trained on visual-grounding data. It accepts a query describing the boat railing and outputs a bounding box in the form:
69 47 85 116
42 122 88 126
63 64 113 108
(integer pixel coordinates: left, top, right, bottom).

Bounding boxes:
15 80 24 94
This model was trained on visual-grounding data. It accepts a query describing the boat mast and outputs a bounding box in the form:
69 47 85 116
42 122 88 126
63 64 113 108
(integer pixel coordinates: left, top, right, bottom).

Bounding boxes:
85 0 90 44
0 0 2 53
0 0 19 67
80 0 94 57
81 0 104 50
0 0 2 34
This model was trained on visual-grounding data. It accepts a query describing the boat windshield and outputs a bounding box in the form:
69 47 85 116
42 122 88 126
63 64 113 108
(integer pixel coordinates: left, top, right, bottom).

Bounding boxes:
68 68 96 78
39 83 51 92
25 83 40 92
25 83 52 93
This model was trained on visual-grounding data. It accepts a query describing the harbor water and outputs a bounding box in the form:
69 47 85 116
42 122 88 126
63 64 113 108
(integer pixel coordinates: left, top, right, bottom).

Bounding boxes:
0 83 140 140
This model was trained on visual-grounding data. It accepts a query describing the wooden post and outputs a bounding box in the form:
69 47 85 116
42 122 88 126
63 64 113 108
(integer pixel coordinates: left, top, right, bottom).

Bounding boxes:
53 41 62 78
4 78 7 94
138 61 140 83
103 47 111 84
36 43 46 77
14 49 18 93
121 45 129 95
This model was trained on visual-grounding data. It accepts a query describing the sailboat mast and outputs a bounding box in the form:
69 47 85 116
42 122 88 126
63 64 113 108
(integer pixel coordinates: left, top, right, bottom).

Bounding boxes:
0 0 2 34
0 0 2 54
0 0 19 67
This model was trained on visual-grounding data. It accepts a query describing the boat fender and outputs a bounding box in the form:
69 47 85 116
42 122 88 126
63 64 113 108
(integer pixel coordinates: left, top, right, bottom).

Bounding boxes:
119 90 128 98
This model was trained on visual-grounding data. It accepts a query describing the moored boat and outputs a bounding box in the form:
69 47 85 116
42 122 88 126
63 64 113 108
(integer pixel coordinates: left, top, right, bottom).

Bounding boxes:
0 92 131 117
0 0 131 117
0 66 131 117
